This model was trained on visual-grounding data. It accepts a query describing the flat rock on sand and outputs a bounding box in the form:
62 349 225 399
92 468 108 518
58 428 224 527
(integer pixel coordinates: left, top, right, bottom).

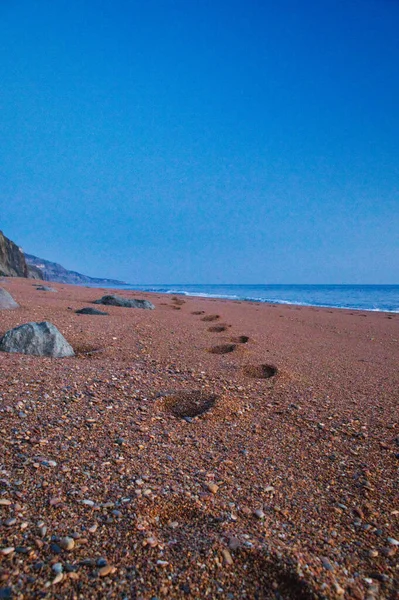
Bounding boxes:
93 294 155 309
75 307 109 315
35 285 57 292
0 321 74 357
0 287 19 309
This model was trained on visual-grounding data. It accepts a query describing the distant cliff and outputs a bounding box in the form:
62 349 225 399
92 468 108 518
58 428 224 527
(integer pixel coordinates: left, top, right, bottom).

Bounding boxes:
25 254 126 286
0 230 33 278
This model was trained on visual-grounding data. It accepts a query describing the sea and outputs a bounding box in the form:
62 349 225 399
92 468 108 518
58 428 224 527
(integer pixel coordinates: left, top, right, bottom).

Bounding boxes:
102 284 399 314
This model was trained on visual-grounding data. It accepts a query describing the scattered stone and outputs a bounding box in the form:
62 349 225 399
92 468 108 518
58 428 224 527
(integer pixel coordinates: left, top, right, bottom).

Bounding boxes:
387 537 399 546
93 295 155 309
75 307 109 315
220 548 233 565
50 543 62 554
228 537 240 551
205 482 219 494
60 537 75 551
36 285 57 292
99 565 115 577
52 563 63 574
254 509 265 519
0 321 74 357
0 288 19 310
321 557 335 571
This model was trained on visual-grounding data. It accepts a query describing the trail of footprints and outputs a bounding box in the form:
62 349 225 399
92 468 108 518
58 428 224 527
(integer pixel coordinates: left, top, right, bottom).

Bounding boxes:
157 308 310 599
161 306 278 420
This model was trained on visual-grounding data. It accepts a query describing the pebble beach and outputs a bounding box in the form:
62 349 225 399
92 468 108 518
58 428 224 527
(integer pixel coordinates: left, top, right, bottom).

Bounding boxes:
0 278 398 600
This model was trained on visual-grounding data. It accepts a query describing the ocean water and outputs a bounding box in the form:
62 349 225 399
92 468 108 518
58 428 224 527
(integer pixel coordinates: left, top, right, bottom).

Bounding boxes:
106 284 399 313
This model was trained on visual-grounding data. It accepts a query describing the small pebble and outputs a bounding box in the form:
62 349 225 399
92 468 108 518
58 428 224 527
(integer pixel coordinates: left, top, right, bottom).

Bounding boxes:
96 558 107 567
222 548 233 565
321 557 334 571
99 564 115 577
387 537 399 546
60 537 75 551
206 483 218 494
52 563 63 574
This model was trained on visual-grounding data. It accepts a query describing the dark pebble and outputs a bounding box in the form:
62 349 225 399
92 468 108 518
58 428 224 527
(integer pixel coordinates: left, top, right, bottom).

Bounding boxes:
50 543 62 554
80 558 95 567
33 562 44 571
64 563 79 572
370 573 389 582
15 547 29 554
0 589 12 599
321 557 334 571
88 571 98 579
96 558 107 567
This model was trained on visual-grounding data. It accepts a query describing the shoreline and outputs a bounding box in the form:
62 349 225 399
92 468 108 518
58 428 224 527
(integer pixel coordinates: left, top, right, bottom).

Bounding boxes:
68 281 399 315
0 278 398 599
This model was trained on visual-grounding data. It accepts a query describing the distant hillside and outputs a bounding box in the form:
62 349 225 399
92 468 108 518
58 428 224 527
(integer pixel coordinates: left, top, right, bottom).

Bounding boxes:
25 253 126 286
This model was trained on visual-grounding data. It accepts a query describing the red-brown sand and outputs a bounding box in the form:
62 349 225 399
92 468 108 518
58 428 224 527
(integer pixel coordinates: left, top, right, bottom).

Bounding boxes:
0 278 398 599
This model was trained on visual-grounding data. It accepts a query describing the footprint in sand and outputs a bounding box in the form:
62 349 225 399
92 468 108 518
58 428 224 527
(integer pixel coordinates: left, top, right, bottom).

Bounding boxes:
208 344 236 354
230 335 249 344
208 325 228 332
161 391 218 418
201 314 220 322
243 364 277 379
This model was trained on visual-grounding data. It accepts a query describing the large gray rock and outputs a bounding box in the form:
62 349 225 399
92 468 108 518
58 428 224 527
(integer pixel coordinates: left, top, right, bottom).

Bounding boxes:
0 288 19 310
93 295 155 310
0 321 75 357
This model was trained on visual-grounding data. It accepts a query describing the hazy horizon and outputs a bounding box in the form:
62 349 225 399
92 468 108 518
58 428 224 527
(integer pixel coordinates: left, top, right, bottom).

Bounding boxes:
1 0 398 285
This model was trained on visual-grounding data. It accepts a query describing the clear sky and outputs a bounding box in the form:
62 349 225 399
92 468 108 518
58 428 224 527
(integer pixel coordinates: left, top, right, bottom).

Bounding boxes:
1 0 398 284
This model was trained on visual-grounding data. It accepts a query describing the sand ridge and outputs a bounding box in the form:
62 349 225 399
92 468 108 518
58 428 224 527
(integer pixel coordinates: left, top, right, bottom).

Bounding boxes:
0 278 398 599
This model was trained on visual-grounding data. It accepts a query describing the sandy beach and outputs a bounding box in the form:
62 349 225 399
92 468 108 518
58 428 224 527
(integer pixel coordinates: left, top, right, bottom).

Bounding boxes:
0 278 398 599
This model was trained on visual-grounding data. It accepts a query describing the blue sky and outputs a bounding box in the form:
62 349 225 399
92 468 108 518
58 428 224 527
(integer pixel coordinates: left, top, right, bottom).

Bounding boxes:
1 0 398 283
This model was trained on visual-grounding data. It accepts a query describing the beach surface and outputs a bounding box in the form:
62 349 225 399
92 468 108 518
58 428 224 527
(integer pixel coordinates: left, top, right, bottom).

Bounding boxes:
0 278 398 599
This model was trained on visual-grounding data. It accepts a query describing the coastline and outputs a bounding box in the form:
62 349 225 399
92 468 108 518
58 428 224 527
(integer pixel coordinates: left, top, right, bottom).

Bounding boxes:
1 278 398 599
79 282 399 314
